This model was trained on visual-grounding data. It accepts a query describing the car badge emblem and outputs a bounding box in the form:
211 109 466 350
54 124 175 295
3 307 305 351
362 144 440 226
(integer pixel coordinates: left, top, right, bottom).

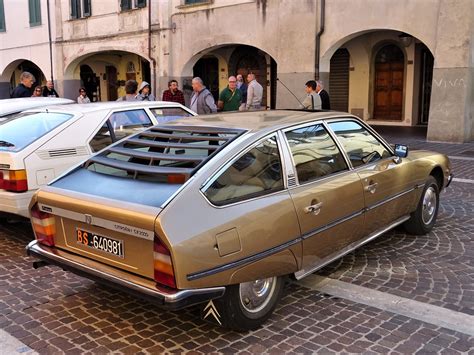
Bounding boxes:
203 300 221 325
85 214 92 225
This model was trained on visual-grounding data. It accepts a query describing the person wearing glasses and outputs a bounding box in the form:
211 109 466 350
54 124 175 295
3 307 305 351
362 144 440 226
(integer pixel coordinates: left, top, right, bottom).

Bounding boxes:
77 87 91 103
32 86 43 97
218 76 242 112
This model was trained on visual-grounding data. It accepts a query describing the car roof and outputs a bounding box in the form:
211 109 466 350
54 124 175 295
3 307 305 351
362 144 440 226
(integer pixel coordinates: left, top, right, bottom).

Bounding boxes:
162 110 355 133
0 97 75 116
28 100 194 115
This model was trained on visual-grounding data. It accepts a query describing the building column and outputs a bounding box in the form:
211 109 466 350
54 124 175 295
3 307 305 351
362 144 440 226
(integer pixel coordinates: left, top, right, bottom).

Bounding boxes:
0 82 10 98
427 0 473 143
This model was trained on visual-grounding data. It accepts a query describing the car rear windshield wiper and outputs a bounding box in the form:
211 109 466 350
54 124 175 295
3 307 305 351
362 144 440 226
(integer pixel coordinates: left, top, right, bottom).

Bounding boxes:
0 140 15 147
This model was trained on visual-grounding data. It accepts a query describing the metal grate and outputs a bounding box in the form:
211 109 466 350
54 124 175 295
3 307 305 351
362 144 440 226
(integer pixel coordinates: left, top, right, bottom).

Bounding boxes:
85 125 244 181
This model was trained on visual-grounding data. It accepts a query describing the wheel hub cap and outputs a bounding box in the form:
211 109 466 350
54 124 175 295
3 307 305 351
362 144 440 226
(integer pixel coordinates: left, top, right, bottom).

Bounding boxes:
422 187 437 225
239 277 276 313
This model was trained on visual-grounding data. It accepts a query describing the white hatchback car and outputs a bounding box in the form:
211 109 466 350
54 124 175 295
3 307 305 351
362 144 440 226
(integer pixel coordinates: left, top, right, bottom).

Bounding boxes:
0 101 195 217
0 97 75 123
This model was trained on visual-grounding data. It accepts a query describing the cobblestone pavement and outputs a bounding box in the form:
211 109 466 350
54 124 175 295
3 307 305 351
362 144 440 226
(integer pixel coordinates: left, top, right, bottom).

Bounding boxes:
1 130 473 353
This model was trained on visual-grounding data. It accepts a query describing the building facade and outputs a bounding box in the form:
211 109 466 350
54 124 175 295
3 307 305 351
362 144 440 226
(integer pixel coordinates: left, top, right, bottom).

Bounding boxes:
0 0 472 142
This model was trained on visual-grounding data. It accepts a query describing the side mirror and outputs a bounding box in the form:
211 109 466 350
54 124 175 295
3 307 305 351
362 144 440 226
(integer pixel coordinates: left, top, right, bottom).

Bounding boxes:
394 144 409 158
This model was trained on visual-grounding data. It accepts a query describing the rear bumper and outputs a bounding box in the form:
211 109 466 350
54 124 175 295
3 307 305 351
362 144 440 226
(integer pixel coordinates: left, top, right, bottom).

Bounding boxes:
0 190 35 218
26 240 226 310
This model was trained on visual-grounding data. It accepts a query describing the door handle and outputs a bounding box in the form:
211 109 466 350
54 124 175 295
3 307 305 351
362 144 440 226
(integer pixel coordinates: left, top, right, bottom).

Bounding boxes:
365 182 378 194
304 201 323 215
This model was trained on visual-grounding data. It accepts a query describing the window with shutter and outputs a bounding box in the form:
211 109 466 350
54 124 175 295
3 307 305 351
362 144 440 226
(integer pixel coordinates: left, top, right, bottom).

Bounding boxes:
70 0 81 19
82 0 91 17
28 0 41 26
120 0 132 11
136 0 146 8
0 0 5 32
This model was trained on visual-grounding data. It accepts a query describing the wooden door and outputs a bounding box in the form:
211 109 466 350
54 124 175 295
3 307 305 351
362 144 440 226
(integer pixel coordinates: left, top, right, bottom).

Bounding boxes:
373 45 404 120
106 66 118 101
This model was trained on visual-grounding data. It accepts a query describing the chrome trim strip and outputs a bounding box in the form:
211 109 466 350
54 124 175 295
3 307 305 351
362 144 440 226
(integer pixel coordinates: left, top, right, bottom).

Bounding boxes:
294 214 411 280
276 129 296 189
38 203 154 241
301 209 365 240
26 240 225 305
366 186 418 212
187 237 302 281
322 120 353 170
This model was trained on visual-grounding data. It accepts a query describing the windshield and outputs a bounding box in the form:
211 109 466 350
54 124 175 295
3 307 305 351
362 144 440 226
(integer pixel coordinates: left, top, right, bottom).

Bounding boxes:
0 112 74 152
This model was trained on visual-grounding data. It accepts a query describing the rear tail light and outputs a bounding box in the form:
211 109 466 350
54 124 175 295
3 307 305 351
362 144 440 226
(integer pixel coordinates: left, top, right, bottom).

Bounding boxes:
0 169 28 192
153 235 176 288
31 204 56 246
167 174 186 184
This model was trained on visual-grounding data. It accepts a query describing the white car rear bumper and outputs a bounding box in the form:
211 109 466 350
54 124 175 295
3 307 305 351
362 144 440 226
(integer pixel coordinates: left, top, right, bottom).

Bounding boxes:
0 190 35 218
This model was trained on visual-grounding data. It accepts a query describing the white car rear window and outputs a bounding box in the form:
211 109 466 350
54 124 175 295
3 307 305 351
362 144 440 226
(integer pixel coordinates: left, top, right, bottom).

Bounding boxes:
0 112 73 152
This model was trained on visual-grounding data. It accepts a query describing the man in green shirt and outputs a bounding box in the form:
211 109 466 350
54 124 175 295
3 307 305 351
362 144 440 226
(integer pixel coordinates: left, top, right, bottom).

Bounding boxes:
218 76 242 112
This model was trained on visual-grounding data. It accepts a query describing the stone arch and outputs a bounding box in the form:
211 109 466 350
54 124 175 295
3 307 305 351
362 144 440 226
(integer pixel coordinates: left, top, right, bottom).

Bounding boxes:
320 28 434 74
181 42 278 78
0 59 48 83
64 49 152 80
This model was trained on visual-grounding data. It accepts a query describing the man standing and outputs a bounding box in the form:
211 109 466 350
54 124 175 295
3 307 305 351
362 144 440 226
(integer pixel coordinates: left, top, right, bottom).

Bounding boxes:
162 80 185 105
42 80 59 97
316 81 331 110
218 76 242 112
245 73 263 110
117 80 138 101
236 74 247 111
190 77 217 114
301 80 322 110
11 72 35 98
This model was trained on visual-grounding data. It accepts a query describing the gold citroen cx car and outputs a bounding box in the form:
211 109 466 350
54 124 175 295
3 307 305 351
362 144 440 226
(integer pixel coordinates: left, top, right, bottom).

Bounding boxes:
26 110 452 330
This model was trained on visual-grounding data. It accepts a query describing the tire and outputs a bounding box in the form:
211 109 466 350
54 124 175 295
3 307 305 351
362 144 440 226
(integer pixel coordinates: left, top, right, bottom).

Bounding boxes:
214 276 285 331
404 176 440 235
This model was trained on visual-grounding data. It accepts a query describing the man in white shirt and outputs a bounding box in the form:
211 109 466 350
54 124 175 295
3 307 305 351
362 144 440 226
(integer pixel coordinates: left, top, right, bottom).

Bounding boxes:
246 73 263 110
301 80 322 110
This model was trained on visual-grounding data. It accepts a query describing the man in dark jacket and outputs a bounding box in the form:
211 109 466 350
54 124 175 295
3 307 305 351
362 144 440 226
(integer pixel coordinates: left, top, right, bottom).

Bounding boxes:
316 81 331 110
42 80 59 97
11 72 35 98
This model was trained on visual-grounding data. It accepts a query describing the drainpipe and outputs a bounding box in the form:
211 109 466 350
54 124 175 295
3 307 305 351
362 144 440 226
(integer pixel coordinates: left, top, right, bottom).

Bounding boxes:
46 0 54 82
148 0 157 92
315 0 325 80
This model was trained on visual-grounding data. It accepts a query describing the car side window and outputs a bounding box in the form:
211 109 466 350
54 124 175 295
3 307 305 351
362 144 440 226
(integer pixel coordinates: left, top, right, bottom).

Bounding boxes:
285 123 348 183
328 120 391 168
109 109 153 141
204 135 284 206
150 107 192 124
90 123 113 152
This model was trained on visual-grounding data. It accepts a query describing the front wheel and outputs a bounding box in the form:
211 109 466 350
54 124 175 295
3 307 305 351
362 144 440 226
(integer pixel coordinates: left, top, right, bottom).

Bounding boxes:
205 276 285 331
404 176 440 235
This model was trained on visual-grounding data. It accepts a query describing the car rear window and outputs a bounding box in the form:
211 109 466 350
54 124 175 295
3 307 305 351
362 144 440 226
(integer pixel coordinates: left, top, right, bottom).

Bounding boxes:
150 107 193 124
84 125 243 184
0 112 74 152
51 125 244 207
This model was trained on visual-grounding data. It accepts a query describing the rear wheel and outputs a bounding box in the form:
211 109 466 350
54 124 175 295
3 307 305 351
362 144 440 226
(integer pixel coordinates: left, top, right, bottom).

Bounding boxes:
404 176 440 235
214 276 284 331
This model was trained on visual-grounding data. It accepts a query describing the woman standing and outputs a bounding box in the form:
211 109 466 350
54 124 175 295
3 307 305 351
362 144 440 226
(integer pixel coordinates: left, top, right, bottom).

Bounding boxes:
77 88 91 103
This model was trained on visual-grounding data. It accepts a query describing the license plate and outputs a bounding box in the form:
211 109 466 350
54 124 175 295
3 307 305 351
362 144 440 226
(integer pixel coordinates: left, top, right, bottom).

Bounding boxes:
76 228 124 258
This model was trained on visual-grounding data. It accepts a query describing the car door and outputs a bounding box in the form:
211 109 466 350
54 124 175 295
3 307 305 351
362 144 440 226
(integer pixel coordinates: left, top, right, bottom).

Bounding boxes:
199 134 302 282
282 122 366 278
327 119 417 236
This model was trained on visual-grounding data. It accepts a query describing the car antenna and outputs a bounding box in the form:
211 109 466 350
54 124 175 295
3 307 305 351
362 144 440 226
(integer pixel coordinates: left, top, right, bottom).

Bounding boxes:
276 77 305 108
